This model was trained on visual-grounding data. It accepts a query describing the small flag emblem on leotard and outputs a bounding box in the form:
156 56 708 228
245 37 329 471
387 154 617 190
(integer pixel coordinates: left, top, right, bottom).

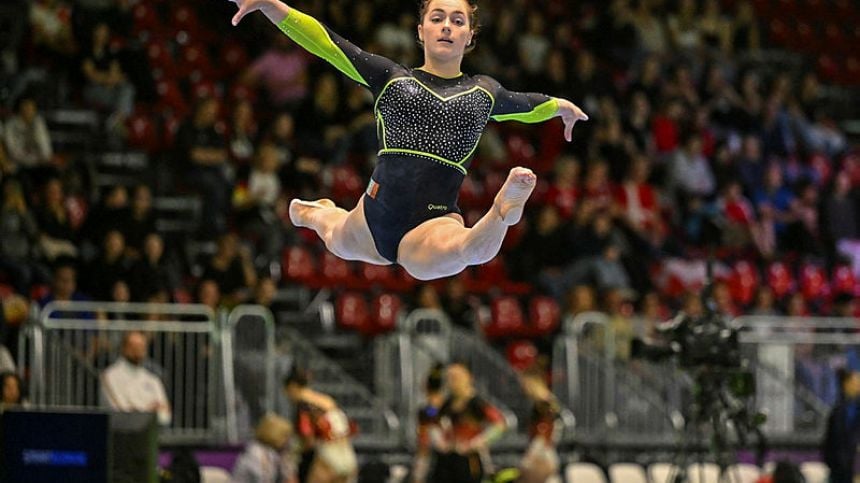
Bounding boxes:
366 179 380 199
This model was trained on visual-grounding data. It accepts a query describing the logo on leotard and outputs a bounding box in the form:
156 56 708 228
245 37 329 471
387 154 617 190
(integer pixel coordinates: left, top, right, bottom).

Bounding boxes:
428 204 448 211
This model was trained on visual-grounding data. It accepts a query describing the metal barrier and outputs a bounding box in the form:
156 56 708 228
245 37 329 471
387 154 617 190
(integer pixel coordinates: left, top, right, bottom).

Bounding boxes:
280 326 400 447
377 308 566 449
736 316 860 441
552 312 860 446
20 301 231 444
226 305 277 443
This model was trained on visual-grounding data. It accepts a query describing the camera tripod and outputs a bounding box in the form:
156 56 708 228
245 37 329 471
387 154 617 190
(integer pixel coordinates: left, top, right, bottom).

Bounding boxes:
661 367 767 483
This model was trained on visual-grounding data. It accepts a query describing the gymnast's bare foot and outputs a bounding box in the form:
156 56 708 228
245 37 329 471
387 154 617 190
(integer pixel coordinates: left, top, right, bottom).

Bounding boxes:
289 198 336 227
493 167 537 225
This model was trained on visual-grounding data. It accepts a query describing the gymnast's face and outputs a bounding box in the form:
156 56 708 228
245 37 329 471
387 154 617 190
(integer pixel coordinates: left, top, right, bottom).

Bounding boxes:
418 0 474 64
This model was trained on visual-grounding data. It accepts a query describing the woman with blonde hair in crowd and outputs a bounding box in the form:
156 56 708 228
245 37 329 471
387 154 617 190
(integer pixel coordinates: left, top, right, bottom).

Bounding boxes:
232 413 297 483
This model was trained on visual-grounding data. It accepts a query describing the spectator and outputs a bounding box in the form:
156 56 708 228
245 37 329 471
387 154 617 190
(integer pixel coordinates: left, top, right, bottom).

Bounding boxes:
413 364 445 483
81 184 128 248
667 0 701 51
29 0 77 58
80 22 135 140
518 365 561 483
295 72 349 161
441 278 477 331
729 0 760 54
633 0 669 56
231 413 296 483
0 372 25 411
822 171 858 247
430 363 507 483
200 233 257 305
698 0 731 53
128 233 178 302
228 99 258 165
196 279 222 312
0 179 47 294
121 184 157 257
822 368 860 483
264 112 322 199
415 283 443 311
615 156 665 248
241 33 309 110
35 178 78 261
752 164 795 235
751 287 778 316
283 368 358 483
252 277 277 309
100 330 171 425
736 135 765 196
565 285 597 319
668 131 716 200
0 345 14 373
234 143 288 268
545 156 580 220
175 97 231 237
715 180 755 249
3 96 55 189
83 229 132 301
518 12 550 81
39 261 89 306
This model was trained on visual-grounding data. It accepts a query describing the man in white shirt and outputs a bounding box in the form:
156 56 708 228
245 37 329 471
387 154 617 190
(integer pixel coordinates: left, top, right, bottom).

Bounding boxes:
101 331 171 426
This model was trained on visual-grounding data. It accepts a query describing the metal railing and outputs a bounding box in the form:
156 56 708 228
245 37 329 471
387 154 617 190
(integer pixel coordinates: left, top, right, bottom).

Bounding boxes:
279 325 400 447
552 312 860 446
20 301 229 444
552 312 684 445
226 305 277 443
376 308 569 449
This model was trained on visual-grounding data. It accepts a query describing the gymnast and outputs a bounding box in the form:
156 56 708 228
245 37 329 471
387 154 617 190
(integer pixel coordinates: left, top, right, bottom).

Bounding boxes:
228 0 588 281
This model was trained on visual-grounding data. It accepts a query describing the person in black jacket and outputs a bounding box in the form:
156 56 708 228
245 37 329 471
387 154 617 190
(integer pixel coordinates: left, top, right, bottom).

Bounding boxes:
822 368 860 483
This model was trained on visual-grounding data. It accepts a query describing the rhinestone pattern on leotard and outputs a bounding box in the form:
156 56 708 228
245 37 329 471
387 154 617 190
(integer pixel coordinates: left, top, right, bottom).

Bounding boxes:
375 78 494 166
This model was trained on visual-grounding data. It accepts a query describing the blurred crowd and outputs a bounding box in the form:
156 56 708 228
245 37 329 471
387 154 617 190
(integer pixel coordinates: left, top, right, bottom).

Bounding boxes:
0 0 858 367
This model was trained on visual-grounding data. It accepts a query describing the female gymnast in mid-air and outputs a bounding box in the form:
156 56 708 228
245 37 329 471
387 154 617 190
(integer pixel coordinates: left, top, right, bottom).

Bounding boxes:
228 0 588 281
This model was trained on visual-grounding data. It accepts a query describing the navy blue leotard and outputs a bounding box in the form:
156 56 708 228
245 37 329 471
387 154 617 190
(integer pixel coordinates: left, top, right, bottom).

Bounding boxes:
279 9 560 263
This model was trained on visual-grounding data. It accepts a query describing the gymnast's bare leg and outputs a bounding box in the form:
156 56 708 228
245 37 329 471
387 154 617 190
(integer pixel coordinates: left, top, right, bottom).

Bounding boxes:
289 197 390 266
290 167 536 280
397 167 537 280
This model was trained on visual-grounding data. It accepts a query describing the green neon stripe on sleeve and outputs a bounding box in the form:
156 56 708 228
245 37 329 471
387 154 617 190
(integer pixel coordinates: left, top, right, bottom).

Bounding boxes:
277 10 368 87
490 98 559 124
379 148 468 175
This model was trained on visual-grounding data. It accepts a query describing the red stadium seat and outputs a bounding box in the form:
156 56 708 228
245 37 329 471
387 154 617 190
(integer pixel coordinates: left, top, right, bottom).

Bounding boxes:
155 80 188 117
132 3 162 37
768 19 790 47
831 265 857 296
468 257 531 295
528 296 561 337
729 260 759 306
767 262 795 299
330 166 364 205
800 264 828 301
485 296 526 339
147 41 177 81
336 292 370 331
0 284 14 300
366 293 402 336
126 111 160 153
220 42 250 78
282 246 318 286
506 340 538 372
319 252 353 287
179 44 216 82
359 263 398 291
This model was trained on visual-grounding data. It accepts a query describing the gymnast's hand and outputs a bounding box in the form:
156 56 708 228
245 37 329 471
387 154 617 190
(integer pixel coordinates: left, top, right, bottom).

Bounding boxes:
229 0 287 26
556 98 589 142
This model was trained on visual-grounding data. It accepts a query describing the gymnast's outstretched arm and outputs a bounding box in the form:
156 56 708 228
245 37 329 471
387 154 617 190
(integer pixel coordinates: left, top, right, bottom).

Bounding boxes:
229 0 397 95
